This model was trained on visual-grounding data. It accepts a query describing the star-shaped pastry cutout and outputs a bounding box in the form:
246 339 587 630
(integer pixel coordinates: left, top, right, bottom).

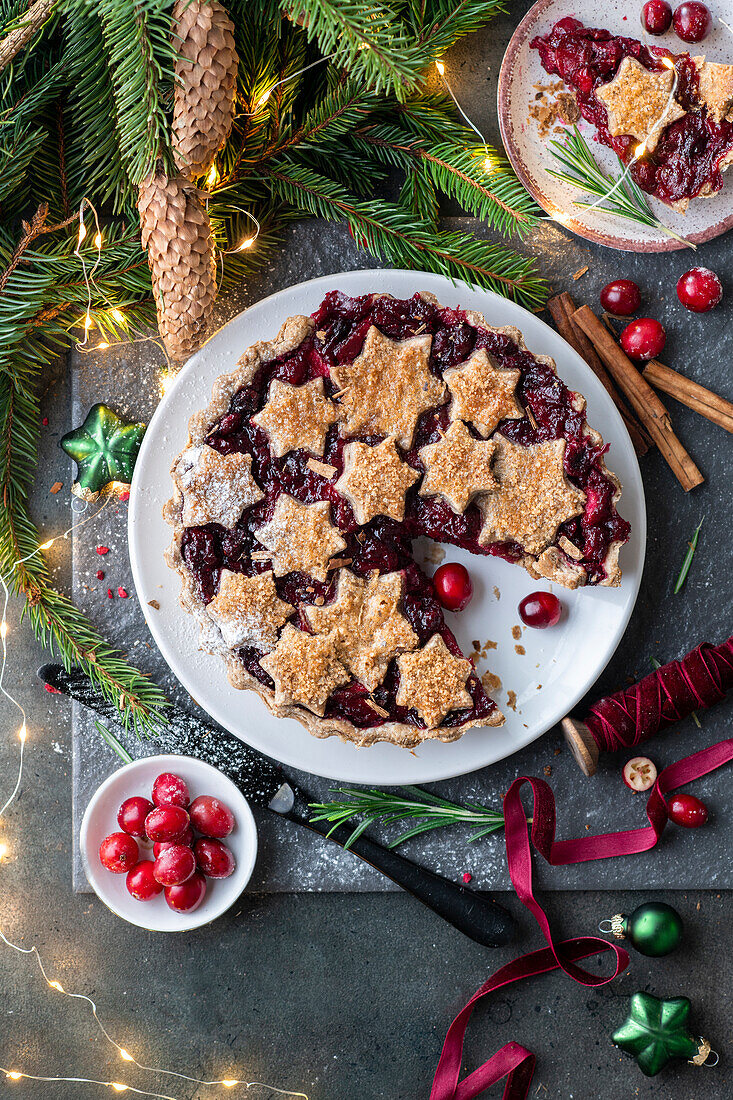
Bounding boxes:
697 60 733 123
206 569 293 651
477 436 585 557
336 437 420 524
178 444 264 528
444 348 523 438
252 378 338 458
259 623 349 715
303 569 418 690
396 634 474 729
254 493 347 581
612 992 701 1077
596 57 686 153
331 325 446 448
418 420 498 514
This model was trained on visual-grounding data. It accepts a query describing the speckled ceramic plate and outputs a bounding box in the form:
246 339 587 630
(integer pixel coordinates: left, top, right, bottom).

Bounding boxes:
129 270 645 786
498 0 733 251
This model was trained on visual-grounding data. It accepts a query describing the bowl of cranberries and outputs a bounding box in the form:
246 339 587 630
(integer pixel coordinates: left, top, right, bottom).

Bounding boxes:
80 755 257 931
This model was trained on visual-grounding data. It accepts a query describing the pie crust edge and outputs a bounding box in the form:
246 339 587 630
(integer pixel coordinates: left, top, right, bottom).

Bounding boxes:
163 293 625 747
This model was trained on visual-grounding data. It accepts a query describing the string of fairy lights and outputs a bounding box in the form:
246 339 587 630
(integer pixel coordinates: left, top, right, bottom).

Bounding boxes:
2 36 726 1093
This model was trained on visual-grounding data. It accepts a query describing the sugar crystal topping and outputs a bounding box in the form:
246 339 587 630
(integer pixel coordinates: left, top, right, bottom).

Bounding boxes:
418 419 498 514
177 444 263 528
395 634 473 729
336 437 420 524
259 623 349 715
206 569 294 650
595 56 686 153
252 377 338 458
444 348 523 439
254 493 347 581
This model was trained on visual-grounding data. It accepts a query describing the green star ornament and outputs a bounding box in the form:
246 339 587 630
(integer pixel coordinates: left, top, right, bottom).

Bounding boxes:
61 403 146 501
612 991 710 1076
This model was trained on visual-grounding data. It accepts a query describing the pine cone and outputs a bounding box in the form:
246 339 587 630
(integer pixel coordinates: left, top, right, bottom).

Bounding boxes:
138 172 217 366
171 0 238 179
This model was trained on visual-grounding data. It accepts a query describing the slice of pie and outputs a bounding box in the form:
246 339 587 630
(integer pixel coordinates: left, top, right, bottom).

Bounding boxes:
531 17 733 212
165 291 630 748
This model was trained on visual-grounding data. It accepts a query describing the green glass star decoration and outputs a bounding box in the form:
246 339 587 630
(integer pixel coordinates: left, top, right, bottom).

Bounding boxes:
61 403 146 501
612 992 702 1076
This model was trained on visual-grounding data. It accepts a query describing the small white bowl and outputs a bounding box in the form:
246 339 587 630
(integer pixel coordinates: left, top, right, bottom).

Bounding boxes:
80 754 258 932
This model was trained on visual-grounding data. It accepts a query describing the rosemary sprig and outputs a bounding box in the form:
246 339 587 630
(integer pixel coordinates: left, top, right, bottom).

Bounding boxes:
309 785 505 849
547 127 694 249
94 719 133 764
674 518 703 594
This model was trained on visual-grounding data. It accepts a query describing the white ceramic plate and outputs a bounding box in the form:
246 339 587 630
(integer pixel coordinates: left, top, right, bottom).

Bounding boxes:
80 754 257 932
129 269 646 785
498 0 733 251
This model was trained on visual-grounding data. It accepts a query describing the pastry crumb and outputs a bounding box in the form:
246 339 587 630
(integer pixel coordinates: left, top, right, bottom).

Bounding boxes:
481 670 502 695
515 644 525 655
528 81 580 138
511 624 522 640
506 690 517 711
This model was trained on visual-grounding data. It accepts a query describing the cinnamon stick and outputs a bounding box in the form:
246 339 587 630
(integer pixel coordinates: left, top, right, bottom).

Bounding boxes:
547 293 652 455
642 360 733 434
572 305 704 492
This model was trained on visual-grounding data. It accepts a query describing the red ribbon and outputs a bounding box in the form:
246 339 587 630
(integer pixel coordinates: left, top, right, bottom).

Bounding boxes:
586 638 733 752
431 736 733 1099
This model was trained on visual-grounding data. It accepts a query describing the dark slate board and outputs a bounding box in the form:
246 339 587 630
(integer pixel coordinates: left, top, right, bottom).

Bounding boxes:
71 220 733 893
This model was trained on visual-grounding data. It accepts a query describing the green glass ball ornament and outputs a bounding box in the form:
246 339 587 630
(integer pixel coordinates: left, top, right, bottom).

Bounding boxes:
61 403 146 501
601 901 683 957
612 991 715 1077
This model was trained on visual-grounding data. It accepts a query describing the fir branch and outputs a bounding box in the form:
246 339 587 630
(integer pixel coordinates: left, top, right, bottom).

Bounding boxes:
96 0 175 184
279 0 417 99
309 785 505 848
0 0 55 72
268 162 545 306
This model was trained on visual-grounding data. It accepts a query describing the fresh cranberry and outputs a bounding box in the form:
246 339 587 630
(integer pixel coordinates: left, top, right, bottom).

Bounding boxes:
194 838 236 879
668 792 708 827
600 279 641 316
151 772 190 809
672 2 711 41
153 827 193 857
518 591 562 629
620 318 666 362
99 832 139 874
676 267 723 313
189 795 235 839
641 0 673 33
165 871 207 913
126 860 164 901
144 805 190 843
117 796 154 838
433 563 473 612
153 844 196 886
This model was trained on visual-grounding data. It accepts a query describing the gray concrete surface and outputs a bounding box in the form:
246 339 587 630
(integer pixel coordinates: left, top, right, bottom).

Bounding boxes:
1 3 731 1097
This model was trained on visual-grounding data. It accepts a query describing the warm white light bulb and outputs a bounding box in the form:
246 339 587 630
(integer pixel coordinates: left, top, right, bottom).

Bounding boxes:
0 843 8 860
7 1071 22 1080
119 1050 133 1062
0 621 7 639
78 223 87 245
84 313 93 330
257 88 272 106
483 154 494 174
207 164 219 187
222 1082 239 1088
111 309 125 324
40 539 54 550
48 979 63 992
435 60 445 75
235 236 256 252
97 341 110 350
18 723 27 744
110 1085 128 1093
94 231 103 249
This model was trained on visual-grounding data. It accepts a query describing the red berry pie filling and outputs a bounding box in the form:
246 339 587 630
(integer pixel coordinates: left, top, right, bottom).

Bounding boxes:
532 17 733 211
165 291 629 747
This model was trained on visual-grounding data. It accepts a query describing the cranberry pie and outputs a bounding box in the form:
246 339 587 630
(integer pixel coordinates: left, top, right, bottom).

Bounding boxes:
532 17 733 212
165 291 629 747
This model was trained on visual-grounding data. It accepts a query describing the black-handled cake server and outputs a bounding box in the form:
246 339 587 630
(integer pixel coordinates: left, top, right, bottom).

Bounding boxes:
40 663 515 947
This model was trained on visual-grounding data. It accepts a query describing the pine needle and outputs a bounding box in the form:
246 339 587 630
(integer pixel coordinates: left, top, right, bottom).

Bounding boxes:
674 518 703 594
